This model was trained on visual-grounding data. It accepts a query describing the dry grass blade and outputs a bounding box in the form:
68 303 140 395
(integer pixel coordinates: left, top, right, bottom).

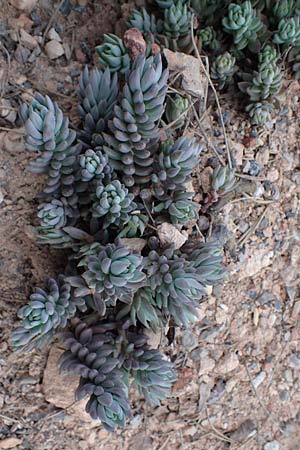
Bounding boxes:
244 363 270 418
190 15 233 170
237 205 270 247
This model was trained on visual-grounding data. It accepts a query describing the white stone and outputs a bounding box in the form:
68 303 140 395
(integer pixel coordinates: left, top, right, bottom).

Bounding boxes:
48 28 62 42
252 371 266 389
45 40 64 59
217 352 239 374
264 441 280 450
119 238 146 253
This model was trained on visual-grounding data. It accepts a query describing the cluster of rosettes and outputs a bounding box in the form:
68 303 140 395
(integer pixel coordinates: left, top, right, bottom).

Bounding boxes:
12 27 228 434
59 319 176 431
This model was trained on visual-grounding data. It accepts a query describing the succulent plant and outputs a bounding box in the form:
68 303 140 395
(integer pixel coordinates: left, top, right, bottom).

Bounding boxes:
272 0 296 22
104 54 168 186
59 320 132 432
290 47 300 79
78 67 118 146
163 0 191 39
185 242 226 285
198 26 221 50
145 247 207 326
127 8 158 35
152 137 202 197
130 342 176 405
92 180 137 228
155 0 176 7
273 16 300 47
79 149 110 183
37 199 68 229
19 95 80 214
211 52 238 89
118 286 162 330
117 213 148 238
211 165 236 195
71 241 145 312
96 34 131 74
159 0 192 52
222 1 264 50
245 101 274 125
155 192 199 224
11 278 85 351
165 94 189 129
258 45 278 68
246 63 282 101
191 0 228 22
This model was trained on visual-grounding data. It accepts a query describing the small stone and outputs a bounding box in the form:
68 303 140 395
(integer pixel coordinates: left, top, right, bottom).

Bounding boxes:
198 215 209 231
0 438 23 449
43 345 93 424
124 28 146 58
164 48 207 99
19 28 38 49
252 371 266 389
157 223 188 249
231 141 244 166
217 353 239 374
267 168 279 183
9 0 37 10
119 238 146 253
76 0 88 5
264 441 280 450
200 166 213 193
45 40 64 59
47 27 62 42
0 99 17 124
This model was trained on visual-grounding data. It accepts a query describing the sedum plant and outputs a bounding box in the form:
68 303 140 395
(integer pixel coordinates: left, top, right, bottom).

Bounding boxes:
211 52 238 89
12 29 227 434
222 1 264 50
273 16 300 48
96 34 131 74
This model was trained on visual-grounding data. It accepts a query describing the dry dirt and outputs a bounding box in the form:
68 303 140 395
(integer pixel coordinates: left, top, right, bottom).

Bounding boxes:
0 1 300 450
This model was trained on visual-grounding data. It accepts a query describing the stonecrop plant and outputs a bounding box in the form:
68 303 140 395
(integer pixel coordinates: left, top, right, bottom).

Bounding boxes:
127 0 300 126
12 32 227 432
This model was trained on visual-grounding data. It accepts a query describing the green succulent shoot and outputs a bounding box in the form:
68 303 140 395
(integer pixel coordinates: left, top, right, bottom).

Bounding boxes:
155 192 198 224
165 94 189 129
198 26 221 50
96 34 131 74
79 149 110 182
222 1 264 50
37 199 68 229
92 180 137 228
211 52 237 89
76 241 145 310
258 45 278 68
159 0 192 52
127 8 158 35
11 278 85 351
246 64 282 101
272 0 296 22
273 16 300 48
211 165 236 195
246 101 274 125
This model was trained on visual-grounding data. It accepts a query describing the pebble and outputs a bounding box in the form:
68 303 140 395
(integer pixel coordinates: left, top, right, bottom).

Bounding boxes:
0 438 23 449
264 441 280 450
0 99 17 124
217 353 239 374
252 371 266 389
19 28 38 49
45 40 64 59
48 27 62 42
267 168 279 183
198 215 210 230
284 368 293 383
